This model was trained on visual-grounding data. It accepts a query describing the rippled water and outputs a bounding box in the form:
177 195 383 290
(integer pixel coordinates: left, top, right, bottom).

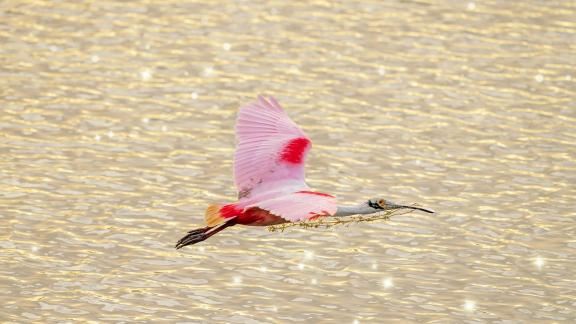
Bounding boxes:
1 0 575 322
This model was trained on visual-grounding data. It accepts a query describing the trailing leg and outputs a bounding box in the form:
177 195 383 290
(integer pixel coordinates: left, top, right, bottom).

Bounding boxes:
175 218 236 249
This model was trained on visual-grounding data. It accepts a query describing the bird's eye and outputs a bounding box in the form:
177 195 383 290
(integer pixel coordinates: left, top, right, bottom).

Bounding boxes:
377 199 386 208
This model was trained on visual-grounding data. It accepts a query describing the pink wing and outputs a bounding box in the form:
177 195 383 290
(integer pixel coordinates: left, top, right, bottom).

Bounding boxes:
234 96 312 199
249 191 338 222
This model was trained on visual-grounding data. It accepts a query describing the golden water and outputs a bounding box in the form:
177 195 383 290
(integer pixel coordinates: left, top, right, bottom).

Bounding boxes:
1 0 575 322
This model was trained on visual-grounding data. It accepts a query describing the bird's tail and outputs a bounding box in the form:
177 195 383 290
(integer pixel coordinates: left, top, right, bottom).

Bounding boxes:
205 204 225 227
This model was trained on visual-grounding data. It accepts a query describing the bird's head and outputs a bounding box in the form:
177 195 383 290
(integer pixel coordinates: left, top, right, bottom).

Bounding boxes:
367 198 435 214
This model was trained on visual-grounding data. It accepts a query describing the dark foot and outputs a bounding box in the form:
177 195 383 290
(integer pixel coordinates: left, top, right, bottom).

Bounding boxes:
174 218 237 250
175 231 209 249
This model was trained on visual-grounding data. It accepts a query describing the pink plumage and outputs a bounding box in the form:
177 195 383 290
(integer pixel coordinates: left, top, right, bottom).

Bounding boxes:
175 95 435 248
232 95 337 223
235 96 309 197
248 191 337 222
280 137 311 164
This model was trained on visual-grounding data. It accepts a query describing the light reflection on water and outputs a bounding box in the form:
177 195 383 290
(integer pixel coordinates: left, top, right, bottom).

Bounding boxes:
1 0 575 322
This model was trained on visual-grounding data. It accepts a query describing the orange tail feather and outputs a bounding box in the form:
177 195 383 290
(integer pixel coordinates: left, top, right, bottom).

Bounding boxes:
204 204 225 227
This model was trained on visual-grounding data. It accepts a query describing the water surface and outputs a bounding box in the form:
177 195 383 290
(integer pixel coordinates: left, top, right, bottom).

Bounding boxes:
1 0 575 322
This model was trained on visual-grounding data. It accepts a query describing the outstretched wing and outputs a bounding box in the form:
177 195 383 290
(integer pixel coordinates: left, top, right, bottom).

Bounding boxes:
249 191 337 222
234 96 312 199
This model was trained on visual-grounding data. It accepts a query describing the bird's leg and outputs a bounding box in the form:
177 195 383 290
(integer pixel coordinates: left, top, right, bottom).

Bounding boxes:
175 218 236 249
187 226 212 234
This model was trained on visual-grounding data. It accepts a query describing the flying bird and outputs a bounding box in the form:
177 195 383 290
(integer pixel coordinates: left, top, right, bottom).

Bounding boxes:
175 96 433 249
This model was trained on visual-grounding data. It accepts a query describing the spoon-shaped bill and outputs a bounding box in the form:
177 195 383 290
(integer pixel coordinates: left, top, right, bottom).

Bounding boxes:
401 205 435 213
388 203 435 213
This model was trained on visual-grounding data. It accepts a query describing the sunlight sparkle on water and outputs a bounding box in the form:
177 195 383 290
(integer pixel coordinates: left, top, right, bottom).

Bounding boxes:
463 300 476 311
534 74 544 82
371 263 378 270
298 263 305 270
467 2 476 10
233 276 242 284
222 43 231 51
382 277 393 289
90 55 100 63
259 266 267 273
289 65 301 74
311 278 317 285
140 69 152 81
377 66 386 76
534 256 545 270
107 131 114 138
191 92 198 100
94 135 101 142
304 250 314 260
203 66 215 77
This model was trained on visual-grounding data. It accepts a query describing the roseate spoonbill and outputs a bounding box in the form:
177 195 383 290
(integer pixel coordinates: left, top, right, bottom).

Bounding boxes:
175 96 433 249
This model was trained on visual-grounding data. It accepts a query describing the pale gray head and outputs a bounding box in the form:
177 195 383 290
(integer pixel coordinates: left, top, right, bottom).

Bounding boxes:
334 197 435 217
367 198 435 214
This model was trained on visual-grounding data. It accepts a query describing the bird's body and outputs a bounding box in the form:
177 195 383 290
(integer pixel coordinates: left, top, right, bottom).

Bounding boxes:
210 190 335 227
175 96 433 249
222 206 288 226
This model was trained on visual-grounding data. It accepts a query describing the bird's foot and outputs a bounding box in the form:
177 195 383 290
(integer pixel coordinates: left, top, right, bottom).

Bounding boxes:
175 227 211 249
175 219 236 250
175 232 208 249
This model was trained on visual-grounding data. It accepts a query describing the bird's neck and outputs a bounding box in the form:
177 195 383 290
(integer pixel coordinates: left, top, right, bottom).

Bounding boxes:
334 203 372 217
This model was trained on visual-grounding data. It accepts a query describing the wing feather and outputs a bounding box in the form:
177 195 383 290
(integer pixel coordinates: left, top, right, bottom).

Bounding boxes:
234 96 311 199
